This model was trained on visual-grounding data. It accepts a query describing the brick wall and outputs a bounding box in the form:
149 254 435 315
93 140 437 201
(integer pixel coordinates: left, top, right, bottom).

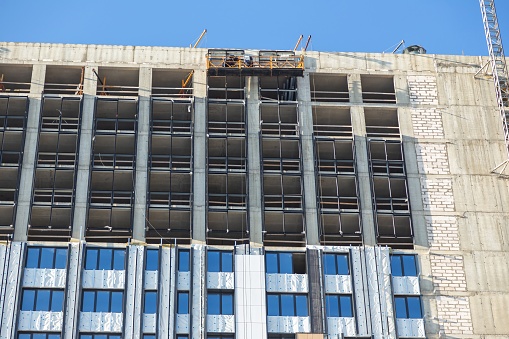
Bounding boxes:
409 74 474 337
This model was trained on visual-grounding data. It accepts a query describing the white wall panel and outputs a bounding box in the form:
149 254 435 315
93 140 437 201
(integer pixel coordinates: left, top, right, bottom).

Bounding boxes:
23 268 66 288
144 270 158 290
324 275 352 294
207 272 234 290
266 316 311 333
326 317 357 337
396 318 426 337
0 242 23 339
392 276 420 295
176 314 190 334
81 270 125 289
18 311 63 331
265 273 308 293
142 313 156 333
79 312 123 332
177 271 191 290
206 314 235 333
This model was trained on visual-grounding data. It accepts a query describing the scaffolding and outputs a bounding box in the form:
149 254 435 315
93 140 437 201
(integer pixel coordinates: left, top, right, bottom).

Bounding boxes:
0 96 29 238
206 49 305 77
207 75 248 244
147 98 193 244
29 97 82 241
86 98 138 242
312 105 361 245
365 109 413 248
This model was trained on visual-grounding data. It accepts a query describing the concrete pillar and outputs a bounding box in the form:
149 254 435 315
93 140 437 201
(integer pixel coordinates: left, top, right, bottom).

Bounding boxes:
349 74 377 246
191 244 205 339
297 74 320 245
14 64 45 241
132 67 151 242
192 70 207 243
246 76 263 246
63 242 82 339
72 66 97 240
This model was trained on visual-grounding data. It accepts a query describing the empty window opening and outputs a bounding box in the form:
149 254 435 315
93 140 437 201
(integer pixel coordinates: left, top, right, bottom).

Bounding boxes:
208 103 245 136
263 211 304 247
312 106 352 138
318 176 358 211
0 96 28 236
320 213 361 245
310 74 349 102
40 97 81 132
95 67 139 97
259 76 297 102
147 99 193 244
44 66 84 95
368 140 405 176
361 75 396 104
152 69 193 98
263 175 303 210
261 104 299 137
208 138 246 172
207 211 248 245
262 139 301 173
364 109 400 139
0 64 32 93
315 140 355 174
208 76 245 101
151 100 192 135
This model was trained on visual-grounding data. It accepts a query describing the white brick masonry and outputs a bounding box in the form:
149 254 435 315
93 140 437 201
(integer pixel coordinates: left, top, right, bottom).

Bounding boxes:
436 296 473 335
408 75 439 106
409 74 473 337
420 178 455 212
429 254 467 293
425 216 460 251
415 144 450 175
411 108 445 139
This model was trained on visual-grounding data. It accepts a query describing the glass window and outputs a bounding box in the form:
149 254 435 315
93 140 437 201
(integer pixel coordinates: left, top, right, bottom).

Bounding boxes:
267 294 308 316
176 336 188 339
25 247 68 269
323 253 349 275
79 336 122 339
143 336 156 339
207 292 234 315
265 252 295 274
21 289 64 312
145 249 159 271
391 254 417 277
177 292 189 314
325 295 353 317
81 291 124 312
207 250 233 273
85 248 125 270
144 291 157 314
178 249 190 272
18 335 61 339
394 296 422 319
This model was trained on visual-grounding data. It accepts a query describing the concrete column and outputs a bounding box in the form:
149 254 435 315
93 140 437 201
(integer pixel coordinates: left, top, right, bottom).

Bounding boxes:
132 67 152 242
246 76 263 246
63 242 82 339
14 64 45 241
351 105 377 246
349 73 363 104
72 66 97 240
297 74 320 245
192 70 207 243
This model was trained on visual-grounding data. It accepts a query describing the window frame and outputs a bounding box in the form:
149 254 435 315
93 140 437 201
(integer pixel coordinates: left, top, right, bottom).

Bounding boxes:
84 248 126 271
390 254 418 277
177 291 189 314
207 250 233 273
323 253 350 275
78 335 122 339
81 290 124 313
18 333 62 339
324 294 353 317
206 292 234 315
266 293 309 317
178 249 190 272
143 290 157 314
394 296 422 319
265 252 293 274
145 248 159 271
25 247 68 269
20 288 65 312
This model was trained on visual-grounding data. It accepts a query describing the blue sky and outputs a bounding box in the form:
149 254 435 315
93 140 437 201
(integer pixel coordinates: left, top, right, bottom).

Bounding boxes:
2 0 508 56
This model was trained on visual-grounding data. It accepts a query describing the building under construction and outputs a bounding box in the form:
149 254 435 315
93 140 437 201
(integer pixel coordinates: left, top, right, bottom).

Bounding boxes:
0 21 509 339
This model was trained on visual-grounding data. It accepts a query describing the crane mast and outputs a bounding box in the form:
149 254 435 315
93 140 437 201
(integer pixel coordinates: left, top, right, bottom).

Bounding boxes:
479 0 509 171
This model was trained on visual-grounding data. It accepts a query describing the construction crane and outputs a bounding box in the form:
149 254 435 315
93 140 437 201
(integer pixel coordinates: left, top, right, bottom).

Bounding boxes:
479 0 509 174
180 29 207 96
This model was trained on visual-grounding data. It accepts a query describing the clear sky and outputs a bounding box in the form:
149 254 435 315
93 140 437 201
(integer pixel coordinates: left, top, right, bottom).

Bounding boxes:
2 0 509 56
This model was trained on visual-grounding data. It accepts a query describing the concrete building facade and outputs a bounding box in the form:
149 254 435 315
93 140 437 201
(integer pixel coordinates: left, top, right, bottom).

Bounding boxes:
0 42 508 338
